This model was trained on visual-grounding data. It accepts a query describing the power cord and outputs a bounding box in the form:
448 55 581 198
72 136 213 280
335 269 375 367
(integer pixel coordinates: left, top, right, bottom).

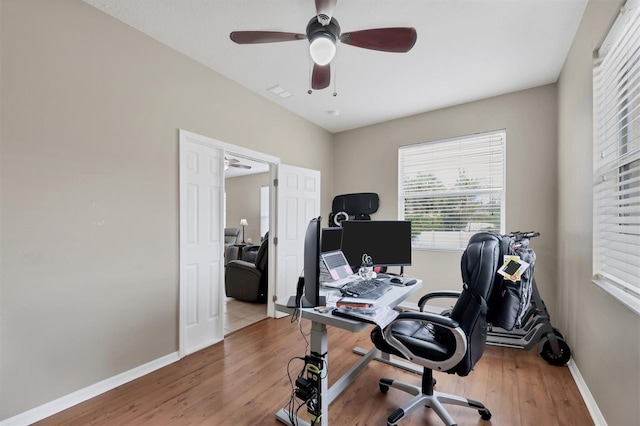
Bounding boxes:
286 352 326 425
286 356 308 426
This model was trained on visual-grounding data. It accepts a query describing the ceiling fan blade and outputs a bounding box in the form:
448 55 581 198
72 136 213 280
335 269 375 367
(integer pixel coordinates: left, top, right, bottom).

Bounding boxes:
340 27 417 52
315 0 337 25
230 164 252 169
312 63 331 90
230 31 306 44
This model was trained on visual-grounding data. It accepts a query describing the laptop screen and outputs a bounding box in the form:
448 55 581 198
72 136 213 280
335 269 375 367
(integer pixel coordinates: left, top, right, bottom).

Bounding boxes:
320 250 353 280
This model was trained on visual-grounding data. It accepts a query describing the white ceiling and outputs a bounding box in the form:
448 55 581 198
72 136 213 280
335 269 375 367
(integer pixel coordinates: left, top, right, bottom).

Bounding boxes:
83 0 588 134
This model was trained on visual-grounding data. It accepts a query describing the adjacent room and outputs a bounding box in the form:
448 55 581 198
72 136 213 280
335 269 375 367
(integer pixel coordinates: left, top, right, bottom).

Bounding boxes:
223 154 271 334
1 0 638 425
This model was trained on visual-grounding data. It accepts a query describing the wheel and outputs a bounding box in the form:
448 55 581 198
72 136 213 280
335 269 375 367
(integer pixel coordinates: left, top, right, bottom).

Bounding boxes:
479 409 492 420
540 338 572 366
379 383 389 394
553 328 565 340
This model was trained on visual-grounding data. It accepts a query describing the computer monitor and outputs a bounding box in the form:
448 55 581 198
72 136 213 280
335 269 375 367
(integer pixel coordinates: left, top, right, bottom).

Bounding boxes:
340 220 412 268
301 217 326 307
320 227 342 253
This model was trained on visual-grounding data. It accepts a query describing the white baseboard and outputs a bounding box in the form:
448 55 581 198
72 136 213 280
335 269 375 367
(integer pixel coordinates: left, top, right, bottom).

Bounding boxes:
567 359 607 426
0 352 180 426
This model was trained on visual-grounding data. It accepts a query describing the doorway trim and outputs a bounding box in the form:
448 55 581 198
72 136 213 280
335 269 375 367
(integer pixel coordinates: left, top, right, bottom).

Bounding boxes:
179 130 279 357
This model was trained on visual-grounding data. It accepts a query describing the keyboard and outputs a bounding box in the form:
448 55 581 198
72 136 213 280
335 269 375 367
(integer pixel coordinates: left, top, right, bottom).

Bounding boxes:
341 279 391 298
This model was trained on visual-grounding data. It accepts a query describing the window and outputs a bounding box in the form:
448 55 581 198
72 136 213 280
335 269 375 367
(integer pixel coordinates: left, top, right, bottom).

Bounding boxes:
593 0 640 314
398 130 505 251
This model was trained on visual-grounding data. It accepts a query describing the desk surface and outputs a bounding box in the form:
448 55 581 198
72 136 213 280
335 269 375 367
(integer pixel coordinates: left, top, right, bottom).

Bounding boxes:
275 280 422 332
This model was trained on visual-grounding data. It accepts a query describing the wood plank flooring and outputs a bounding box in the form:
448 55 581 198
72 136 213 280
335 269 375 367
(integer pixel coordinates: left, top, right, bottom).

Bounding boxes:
36 317 592 426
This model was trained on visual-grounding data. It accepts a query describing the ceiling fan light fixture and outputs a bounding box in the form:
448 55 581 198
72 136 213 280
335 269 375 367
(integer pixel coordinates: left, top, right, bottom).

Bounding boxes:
309 33 336 65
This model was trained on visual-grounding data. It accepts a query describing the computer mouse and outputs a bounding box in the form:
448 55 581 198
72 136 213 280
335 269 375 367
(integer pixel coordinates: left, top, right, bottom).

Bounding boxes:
390 277 403 284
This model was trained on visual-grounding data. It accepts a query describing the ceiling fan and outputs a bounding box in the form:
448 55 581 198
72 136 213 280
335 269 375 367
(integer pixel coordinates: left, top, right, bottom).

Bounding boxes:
224 157 252 170
229 0 417 91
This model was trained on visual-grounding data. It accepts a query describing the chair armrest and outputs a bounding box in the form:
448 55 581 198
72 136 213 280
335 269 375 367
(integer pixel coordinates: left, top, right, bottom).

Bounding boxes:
394 311 459 329
383 311 467 372
418 291 462 311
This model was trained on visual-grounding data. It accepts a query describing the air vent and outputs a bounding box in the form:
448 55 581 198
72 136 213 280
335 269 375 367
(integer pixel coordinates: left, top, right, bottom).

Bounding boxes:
267 85 292 99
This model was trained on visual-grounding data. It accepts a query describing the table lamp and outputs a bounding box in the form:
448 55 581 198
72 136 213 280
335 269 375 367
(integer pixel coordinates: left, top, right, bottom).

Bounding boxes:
240 218 248 243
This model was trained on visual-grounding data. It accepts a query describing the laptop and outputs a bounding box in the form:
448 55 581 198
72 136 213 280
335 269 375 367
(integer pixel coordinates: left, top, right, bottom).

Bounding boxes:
320 250 354 281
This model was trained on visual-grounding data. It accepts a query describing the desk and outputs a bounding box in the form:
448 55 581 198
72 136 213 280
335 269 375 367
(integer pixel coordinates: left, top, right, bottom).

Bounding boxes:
275 280 422 426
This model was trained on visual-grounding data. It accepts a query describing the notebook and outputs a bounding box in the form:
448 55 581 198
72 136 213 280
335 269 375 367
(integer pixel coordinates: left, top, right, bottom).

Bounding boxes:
320 250 354 281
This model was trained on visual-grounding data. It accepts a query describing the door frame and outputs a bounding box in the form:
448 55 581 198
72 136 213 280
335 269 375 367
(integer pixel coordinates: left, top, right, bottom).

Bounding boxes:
179 130 279 357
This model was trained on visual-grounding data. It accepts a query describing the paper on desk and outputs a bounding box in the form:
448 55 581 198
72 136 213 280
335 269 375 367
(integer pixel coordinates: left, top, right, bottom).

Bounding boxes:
336 296 380 306
333 305 399 328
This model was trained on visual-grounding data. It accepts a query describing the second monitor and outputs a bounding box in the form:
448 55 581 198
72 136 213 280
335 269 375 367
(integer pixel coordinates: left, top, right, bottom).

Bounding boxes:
340 220 412 268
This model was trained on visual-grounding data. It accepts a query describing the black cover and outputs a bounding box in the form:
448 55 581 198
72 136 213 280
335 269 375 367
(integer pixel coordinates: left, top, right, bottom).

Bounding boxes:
329 192 379 227
331 192 379 215
486 234 536 330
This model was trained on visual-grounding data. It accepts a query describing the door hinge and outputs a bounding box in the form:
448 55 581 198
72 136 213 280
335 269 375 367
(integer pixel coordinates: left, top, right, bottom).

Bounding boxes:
273 237 278 245
273 178 278 187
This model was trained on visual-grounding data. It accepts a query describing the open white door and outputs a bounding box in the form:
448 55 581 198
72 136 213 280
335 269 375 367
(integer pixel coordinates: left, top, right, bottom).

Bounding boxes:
179 134 225 356
274 164 321 317
180 130 281 353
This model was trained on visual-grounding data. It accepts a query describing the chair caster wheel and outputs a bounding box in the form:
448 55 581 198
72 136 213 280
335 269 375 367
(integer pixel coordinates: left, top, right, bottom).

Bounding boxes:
379 378 393 394
479 409 492 420
387 408 405 425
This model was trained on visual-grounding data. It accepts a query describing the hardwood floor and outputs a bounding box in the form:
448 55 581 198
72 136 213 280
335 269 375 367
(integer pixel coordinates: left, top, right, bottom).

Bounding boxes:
36 317 592 426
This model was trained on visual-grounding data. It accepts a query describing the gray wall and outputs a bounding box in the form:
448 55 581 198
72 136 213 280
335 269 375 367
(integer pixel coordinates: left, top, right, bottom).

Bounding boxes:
0 0 333 419
226 172 270 244
334 85 559 312
557 0 640 424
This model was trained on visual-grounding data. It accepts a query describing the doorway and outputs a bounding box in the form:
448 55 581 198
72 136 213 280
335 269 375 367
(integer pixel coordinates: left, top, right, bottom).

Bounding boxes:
179 130 279 357
223 153 270 335
179 130 321 356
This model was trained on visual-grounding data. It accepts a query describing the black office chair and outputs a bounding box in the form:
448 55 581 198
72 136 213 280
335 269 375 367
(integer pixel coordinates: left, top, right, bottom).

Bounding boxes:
370 232 501 425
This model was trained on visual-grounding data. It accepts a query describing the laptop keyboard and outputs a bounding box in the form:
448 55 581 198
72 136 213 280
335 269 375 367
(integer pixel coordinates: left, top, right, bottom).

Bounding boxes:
341 279 390 298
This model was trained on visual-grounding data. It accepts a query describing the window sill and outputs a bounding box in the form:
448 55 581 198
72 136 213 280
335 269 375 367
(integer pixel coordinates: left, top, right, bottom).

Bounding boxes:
591 276 640 316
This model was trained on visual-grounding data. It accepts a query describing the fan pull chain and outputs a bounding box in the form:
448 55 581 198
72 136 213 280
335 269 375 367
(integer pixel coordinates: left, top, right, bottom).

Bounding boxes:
333 59 337 97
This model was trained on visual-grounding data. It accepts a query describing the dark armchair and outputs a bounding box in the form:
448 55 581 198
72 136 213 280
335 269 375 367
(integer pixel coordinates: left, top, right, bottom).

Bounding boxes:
370 232 501 425
224 236 268 303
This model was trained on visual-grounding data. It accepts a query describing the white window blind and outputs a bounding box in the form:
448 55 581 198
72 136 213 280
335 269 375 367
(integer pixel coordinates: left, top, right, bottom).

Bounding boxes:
398 130 505 251
593 0 640 313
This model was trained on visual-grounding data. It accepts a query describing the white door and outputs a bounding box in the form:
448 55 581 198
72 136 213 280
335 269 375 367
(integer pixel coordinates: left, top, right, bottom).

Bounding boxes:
274 165 321 316
179 138 225 355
